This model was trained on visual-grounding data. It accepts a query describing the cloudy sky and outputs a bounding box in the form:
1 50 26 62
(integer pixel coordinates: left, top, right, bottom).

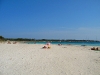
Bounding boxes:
0 0 100 40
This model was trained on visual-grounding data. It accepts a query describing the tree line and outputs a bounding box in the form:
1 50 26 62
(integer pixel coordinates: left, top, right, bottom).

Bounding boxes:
0 36 5 41
0 36 99 42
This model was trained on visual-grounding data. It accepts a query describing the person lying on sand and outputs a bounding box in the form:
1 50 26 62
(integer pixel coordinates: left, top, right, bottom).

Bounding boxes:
7 41 11 44
42 45 51 49
42 42 51 49
42 45 47 49
91 47 98 50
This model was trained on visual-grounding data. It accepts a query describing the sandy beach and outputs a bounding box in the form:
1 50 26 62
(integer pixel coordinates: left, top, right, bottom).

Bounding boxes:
0 43 100 75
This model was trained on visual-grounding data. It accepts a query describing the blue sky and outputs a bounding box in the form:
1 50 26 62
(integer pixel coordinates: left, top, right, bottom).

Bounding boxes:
0 0 100 40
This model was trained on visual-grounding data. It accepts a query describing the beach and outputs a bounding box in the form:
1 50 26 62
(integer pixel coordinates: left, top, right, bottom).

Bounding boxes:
0 43 100 75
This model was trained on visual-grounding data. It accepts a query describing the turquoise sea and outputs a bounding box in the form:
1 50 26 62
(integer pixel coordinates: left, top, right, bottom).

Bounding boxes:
26 41 100 46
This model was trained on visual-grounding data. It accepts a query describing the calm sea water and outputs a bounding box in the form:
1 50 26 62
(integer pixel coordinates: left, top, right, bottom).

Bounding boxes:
26 41 100 46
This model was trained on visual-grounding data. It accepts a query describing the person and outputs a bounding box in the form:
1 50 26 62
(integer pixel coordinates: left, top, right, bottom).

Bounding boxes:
48 45 51 49
58 44 62 46
96 47 98 50
46 42 50 45
42 42 51 49
91 47 99 50
91 47 95 50
46 42 51 48
7 41 11 44
13 41 17 44
42 45 47 49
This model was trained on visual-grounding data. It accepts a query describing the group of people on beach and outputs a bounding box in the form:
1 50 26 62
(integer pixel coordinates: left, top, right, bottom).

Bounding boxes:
91 47 99 50
7 41 17 44
42 42 51 49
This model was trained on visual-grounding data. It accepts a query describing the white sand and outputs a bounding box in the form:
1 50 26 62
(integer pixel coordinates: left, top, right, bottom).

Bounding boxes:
0 43 100 75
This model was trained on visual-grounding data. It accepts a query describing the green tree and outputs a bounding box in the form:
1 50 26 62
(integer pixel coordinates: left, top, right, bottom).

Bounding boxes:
0 36 5 41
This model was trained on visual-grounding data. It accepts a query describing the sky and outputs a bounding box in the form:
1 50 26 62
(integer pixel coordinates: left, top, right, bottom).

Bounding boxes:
0 0 100 40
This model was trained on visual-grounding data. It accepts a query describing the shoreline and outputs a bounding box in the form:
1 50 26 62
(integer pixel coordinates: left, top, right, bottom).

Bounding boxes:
0 41 100 47
1 40 100 46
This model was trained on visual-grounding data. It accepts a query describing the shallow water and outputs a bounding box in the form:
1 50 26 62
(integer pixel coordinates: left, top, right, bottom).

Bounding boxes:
26 41 100 46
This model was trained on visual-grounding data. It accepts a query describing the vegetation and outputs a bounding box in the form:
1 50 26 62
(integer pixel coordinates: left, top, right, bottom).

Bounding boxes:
0 36 5 41
0 35 100 42
5 38 35 41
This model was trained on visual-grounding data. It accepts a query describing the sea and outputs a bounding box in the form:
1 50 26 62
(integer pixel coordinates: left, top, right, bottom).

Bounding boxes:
26 41 100 46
